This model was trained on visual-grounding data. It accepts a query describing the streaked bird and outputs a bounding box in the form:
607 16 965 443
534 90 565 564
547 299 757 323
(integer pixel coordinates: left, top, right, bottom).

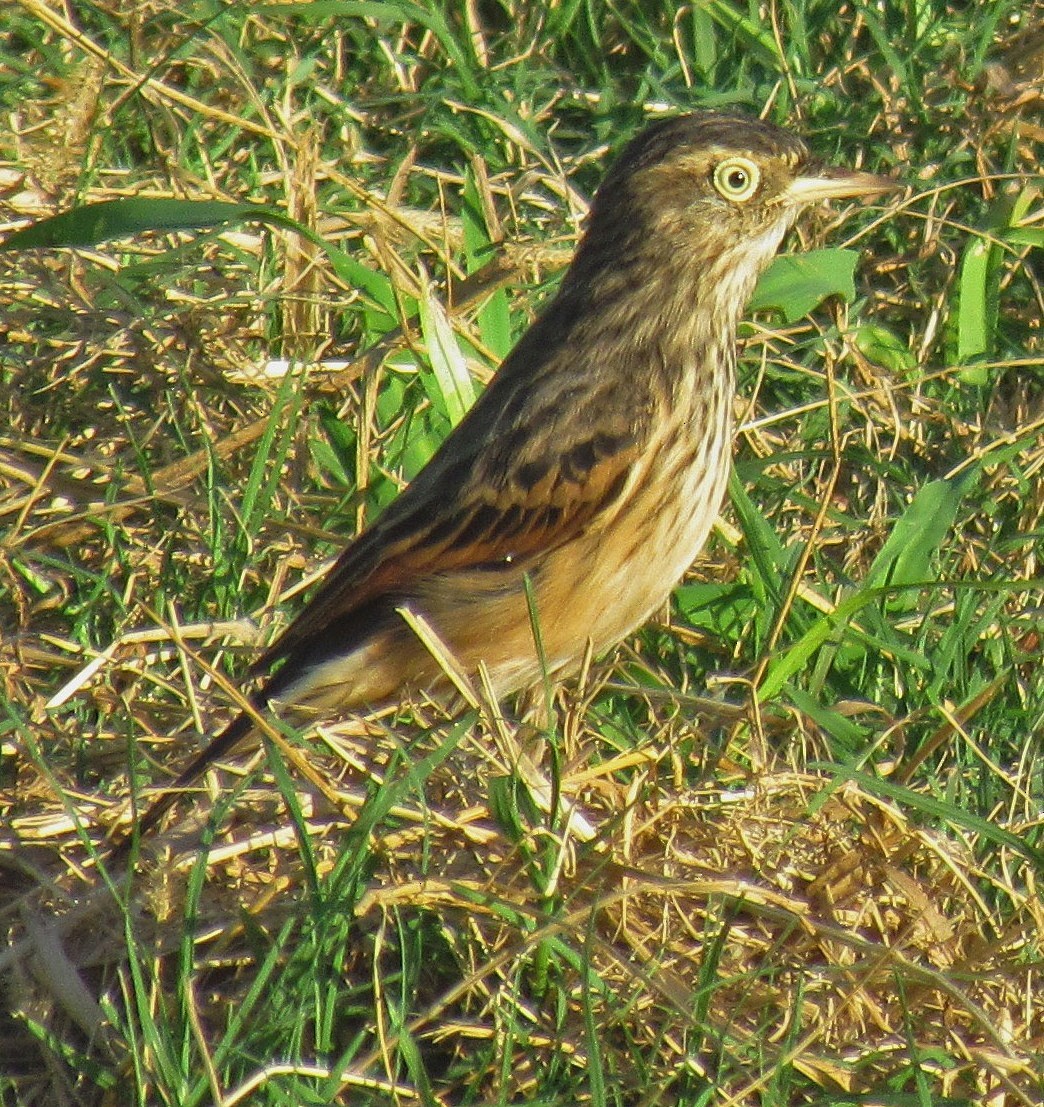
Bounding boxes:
119 111 894 849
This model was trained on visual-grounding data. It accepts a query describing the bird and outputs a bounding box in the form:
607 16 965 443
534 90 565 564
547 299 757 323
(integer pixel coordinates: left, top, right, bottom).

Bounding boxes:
117 110 894 850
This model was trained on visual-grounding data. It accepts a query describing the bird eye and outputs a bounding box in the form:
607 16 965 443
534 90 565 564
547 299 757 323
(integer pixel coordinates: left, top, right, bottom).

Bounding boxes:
712 157 761 202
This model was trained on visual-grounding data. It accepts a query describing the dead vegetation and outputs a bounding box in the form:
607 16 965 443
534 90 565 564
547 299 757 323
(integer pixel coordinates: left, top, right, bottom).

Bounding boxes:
1 1 1042 1103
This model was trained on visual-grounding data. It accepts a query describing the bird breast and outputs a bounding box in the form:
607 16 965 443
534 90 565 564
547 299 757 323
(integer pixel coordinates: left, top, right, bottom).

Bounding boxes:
576 348 734 641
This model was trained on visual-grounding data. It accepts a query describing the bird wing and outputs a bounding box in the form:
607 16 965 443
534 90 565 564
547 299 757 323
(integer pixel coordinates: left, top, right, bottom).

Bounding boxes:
257 398 642 671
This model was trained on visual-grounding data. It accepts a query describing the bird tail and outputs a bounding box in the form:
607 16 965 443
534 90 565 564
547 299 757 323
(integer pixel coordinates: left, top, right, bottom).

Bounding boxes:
106 705 259 862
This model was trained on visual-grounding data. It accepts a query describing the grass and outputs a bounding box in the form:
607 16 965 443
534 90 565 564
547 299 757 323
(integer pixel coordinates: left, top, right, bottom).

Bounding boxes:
1 0 1042 1103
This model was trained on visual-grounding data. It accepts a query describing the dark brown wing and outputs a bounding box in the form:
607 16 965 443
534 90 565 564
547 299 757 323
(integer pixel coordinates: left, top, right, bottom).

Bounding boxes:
257 238 659 678
257 296 651 672
258 409 641 672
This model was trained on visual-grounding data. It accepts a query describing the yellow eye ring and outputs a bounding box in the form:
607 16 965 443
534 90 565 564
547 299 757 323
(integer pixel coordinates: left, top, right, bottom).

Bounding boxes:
712 157 761 202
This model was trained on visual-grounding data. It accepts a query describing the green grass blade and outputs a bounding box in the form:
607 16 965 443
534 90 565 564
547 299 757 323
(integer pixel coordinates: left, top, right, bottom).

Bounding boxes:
863 478 963 602
818 764 1044 870
1 198 272 250
265 0 480 98
417 280 475 426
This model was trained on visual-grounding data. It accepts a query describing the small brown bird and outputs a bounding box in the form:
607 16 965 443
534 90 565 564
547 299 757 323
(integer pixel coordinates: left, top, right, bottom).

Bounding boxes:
123 111 893 846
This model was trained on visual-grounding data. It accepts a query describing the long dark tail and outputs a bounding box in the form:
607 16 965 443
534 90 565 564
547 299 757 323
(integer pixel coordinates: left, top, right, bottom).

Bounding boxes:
107 705 259 861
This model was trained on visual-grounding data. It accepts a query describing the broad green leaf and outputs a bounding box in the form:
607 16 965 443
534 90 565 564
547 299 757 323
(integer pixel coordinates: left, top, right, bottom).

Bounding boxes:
688 6 718 76
326 250 400 319
786 687 869 753
957 235 996 364
758 585 888 702
673 580 755 637
854 323 916 374
857 5 909 82
957 187 1039 372
749 248 859 323
1005 226 1044 248
314 403 358 486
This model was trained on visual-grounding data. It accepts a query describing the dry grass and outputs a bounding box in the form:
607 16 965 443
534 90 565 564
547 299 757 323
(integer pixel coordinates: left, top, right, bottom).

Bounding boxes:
5 702 1042 1102
2 1 1042 1104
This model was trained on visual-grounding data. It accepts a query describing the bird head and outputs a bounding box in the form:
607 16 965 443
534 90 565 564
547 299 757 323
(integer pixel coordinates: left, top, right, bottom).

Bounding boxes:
565 111 896 333
591 111 895 248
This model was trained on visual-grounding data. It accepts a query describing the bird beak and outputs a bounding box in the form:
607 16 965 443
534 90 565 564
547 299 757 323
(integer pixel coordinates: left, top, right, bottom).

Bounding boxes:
786 165 899 205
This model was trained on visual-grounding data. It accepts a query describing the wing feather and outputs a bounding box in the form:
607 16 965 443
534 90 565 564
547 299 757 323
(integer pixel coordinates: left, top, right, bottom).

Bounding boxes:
258 419 639 671
257 293 652 675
